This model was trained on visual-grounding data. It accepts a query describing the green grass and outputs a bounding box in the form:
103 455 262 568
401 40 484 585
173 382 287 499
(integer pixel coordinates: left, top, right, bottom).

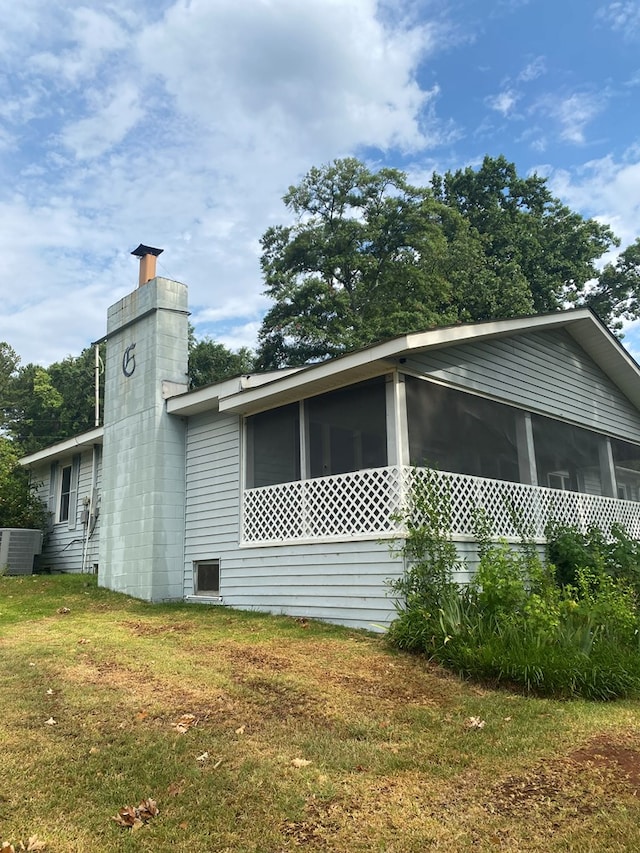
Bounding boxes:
1 573 640 851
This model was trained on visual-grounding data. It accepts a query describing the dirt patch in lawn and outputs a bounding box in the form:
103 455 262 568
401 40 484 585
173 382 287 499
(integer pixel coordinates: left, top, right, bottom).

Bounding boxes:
568 733 640 794
484 732 640 822
120 619 196 637
215 638 459 709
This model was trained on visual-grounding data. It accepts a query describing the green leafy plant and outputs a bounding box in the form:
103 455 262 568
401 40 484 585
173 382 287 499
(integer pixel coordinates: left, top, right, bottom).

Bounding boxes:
388 473 640 700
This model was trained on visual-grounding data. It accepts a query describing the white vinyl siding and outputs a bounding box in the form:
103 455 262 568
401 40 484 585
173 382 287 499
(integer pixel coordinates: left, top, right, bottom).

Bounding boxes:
32 447 101 573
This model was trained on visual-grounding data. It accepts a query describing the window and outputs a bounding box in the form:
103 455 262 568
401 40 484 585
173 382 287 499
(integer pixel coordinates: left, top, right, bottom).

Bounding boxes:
58 465 72 522
194 559 220 596
306 379 387 478
547 471 572 491
405 377 521 482
531 415 604 495
246 403 300 487
245 379 387 486
611 438 640 502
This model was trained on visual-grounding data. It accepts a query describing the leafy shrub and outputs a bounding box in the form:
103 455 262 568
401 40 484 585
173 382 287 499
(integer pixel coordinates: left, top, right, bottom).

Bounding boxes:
388 473 640 700
546 522 640 597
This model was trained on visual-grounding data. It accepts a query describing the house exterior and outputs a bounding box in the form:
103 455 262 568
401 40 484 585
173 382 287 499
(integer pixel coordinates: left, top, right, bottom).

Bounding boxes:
21 253 640 630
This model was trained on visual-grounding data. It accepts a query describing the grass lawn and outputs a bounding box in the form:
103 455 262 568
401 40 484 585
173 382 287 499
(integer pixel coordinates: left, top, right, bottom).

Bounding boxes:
1 574 640 852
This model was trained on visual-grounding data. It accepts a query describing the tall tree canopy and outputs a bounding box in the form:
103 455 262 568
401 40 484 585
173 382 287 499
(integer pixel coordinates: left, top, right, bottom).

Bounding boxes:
1 345 104 455
256 156 628 369
188 333 255 390
0 436 47 529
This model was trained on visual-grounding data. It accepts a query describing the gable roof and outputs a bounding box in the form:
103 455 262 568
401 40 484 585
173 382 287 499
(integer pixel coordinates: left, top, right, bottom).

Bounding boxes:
166 308 640 417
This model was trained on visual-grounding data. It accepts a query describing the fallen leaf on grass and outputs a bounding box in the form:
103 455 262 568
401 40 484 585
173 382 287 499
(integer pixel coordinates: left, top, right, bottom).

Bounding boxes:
44 718 56 726
173 713 197 734
291 758 312 768
1 838 47 852
112 799 159 831
464 716 486 730
56 607 70 615
167 781 185 796
77 638 90 645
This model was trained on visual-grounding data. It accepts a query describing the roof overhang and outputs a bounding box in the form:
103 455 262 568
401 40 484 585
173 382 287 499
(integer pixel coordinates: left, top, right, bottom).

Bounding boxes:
19 426 104 467
166 309 640 418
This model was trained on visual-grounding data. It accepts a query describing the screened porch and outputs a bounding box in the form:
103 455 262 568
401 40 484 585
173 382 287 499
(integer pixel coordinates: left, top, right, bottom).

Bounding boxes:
241 373 640 545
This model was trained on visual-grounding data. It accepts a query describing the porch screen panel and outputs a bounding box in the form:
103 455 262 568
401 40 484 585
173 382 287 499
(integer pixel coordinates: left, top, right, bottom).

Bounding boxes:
246 403 300 486
611 438 640 501
405 376 520 481
307 378 387 478
531 414 603 494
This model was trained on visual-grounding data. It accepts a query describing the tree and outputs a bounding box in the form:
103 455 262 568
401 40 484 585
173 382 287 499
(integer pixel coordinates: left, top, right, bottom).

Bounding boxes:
0 342 20 432
256 158 533 368
256 157 629 369
583 237 640 334
432 155 617 315
188 336 255 389
0 436 47 529
1 345 104 454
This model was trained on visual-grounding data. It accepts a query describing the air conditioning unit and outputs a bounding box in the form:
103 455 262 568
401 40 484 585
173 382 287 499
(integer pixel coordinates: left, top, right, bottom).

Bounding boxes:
0 528 43 576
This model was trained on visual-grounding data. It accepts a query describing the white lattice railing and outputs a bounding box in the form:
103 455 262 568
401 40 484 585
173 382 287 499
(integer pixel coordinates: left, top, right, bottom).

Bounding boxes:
241 466 640 544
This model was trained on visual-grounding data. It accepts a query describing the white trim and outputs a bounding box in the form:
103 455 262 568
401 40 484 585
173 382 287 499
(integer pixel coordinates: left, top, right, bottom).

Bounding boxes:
166 309 640 419
20 427 104 467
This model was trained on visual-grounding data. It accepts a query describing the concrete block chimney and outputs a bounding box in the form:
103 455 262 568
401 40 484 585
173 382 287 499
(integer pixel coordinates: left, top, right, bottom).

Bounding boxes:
131 244 164 286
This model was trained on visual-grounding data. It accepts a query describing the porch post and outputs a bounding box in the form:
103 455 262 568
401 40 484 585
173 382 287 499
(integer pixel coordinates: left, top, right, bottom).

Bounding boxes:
386 373 409 466
516 411 537 485
599 437 616 498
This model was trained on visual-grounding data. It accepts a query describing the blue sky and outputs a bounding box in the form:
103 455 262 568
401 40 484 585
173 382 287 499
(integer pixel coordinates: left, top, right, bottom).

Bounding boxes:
1 0 639 366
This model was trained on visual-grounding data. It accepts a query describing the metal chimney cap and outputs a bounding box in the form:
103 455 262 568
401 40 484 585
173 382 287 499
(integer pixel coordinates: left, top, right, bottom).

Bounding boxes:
131 244 164 258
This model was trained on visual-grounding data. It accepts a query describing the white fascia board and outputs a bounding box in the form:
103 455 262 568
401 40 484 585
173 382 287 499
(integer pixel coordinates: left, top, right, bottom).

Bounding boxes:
168 308 640 418
165 367 304 417
19 427 104 467
219 342 407 415
218 310 604 416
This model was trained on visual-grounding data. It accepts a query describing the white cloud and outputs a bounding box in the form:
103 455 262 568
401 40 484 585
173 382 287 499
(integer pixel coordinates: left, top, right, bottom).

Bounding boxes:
548 150 640 248
137 0 442 156
535 90 605 145
31 7 130 84
60 81 143 159
486 88 519 116
518 55 546 82
596 2 640 37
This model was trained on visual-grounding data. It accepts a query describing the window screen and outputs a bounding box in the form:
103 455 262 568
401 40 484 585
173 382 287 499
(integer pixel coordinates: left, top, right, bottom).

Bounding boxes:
195 560 220 595
611 438 640 502
246 403 300 487
306 379 387 478
405 377 520 481
531 414 604 494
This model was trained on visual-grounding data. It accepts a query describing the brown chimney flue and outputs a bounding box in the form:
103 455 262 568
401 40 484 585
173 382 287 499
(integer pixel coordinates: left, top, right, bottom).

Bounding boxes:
131 244 164 286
